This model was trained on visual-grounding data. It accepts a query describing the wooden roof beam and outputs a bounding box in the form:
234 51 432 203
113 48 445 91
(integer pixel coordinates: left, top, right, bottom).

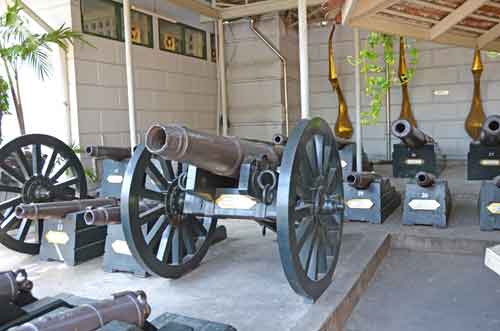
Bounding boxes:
220 0 323 20
167 0 220 18
478 23 500 48
348 0 400 20
429 0 488 40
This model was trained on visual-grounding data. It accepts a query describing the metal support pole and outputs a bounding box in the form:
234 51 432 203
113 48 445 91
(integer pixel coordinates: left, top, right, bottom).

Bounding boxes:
123 0 137 151
354 28 362 172
385 63 392 161
298 0 310 119
249 18 289 136
217 19 229 136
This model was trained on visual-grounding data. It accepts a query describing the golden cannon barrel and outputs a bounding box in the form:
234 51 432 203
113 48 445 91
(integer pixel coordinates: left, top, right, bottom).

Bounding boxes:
0 269 32 302
10 291 151 331
86 146 131 161
145 124 282 178
346 172 377 189
416 171 436 188
479 115 500 147
392 119 432 148
15 198 118 219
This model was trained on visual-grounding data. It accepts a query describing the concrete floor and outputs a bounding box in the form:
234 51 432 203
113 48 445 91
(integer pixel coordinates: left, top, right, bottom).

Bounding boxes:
1 161 499 331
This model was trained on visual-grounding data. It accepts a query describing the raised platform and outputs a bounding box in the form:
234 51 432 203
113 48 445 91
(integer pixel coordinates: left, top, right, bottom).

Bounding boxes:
1 161 498 331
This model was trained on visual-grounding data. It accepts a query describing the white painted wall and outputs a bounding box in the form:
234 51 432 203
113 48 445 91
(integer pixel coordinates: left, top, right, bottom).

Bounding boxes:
309 25 500 160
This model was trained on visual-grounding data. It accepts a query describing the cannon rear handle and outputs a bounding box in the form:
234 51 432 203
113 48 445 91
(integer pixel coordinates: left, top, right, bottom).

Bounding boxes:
146 124 281 178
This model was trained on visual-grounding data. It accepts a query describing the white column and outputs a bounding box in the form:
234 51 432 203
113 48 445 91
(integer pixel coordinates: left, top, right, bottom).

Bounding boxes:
354 28 363 172
298 0 310 119
217 19 228 136
123 0 137 150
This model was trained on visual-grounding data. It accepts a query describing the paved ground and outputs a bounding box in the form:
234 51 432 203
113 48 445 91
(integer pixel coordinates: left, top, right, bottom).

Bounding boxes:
344 249 500 331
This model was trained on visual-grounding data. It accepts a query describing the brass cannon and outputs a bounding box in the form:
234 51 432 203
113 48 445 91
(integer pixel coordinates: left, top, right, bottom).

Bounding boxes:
121 118 345 300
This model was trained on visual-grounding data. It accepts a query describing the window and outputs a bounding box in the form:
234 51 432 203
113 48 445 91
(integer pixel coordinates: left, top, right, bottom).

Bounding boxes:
81 0 122 40
81 0 153 47
210 33 216 63
159 19 184 54
159 19 207 60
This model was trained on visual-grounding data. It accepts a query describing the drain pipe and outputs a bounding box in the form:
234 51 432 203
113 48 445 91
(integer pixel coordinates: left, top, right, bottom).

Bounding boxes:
249 17 289 136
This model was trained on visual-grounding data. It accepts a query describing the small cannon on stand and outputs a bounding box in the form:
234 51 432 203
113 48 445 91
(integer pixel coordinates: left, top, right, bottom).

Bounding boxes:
121 118 345 300
336 138 373 179
479 175 500 231
468 115 500 180
392 120 445 178
402 172 452 228
343 172 401 224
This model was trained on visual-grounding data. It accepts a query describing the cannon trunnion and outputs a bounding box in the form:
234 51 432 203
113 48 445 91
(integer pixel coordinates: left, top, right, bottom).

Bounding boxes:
391 120 445 178
121 118 345 300
468 115 500 180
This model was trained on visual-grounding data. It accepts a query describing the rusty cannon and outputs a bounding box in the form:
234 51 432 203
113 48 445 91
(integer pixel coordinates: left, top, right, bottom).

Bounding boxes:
120 118 345 300
468 115 500 180
391 119 445 178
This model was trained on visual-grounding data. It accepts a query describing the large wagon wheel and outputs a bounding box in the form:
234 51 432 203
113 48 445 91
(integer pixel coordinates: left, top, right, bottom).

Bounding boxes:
121 145 217 278
277 118 344 301
0 134 87 254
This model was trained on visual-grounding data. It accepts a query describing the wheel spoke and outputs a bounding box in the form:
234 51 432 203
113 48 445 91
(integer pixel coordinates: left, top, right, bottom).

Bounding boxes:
32 144 42 175
294 202 313 220
159 159 175 181
191 219 208 237
302 226 318 278
42 149 58 177
139 204 165 225
145 215 168 247
0 212 18 231
14 150 32 179
0 185 21 194
322 145 332 176
140 189 165 202
0 196 22 211
49 161 70 183
171 227 184 265
295 217 315 252
316 232 328 275
156 224 174 262
325 167 338 194
182 224 195 255
0 164 25 185
53 176 79 189
147 163 169 190
313 135 325 176
305 141 319 178
16 219 32 241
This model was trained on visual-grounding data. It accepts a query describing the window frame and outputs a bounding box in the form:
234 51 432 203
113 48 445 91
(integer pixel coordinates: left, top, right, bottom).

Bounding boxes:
158 18 207 60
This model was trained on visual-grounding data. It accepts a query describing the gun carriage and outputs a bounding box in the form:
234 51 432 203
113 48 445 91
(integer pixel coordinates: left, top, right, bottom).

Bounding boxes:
468 115 500 180
392 119 445 178
343 172 401 224
121 118 345 300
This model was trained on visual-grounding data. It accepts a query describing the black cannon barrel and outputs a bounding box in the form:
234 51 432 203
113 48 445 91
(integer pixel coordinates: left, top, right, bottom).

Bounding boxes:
346 172 377 189
15 198 118 219
392 119 432 148
10 291 151 331
0 269 32 302
145 124 281 178
494 175 500 188
86 146 131 161
479 115 500 146
416 171 436 187
84 206 121 226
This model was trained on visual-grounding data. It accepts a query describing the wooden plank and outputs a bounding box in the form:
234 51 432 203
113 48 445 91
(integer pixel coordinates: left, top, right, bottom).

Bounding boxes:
478 23 500 48
167 0 219 18
220 0 323 19
430 0 488 40
485 245 500 277
341 0 359 24
349 0 400 20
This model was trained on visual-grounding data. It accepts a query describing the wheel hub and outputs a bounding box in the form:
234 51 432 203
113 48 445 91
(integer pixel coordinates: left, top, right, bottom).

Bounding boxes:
22 176 53 203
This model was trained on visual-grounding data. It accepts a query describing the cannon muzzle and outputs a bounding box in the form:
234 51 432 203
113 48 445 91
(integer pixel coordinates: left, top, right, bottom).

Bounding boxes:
416 171 436 187
392 119 431 148
86 146 131 161
346 172 377 189
10 291 151 331
15 198 118 219
84 206 120 226
494 175 500 188
0 269 33 302
145 124 281 178
479 115 500 146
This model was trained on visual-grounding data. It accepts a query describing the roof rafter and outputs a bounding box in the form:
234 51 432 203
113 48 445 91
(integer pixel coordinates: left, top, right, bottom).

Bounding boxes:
219 0 324 20
348 0 400 20
478 23 500 48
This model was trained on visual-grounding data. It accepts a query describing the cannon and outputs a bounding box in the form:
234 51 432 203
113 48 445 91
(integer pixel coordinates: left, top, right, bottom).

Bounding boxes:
86 145 131 161
15 198 118 219
479 175 500 231
336 138 373 179
391 119 445 178
344 172 401 224
402 172 452 228
468 115 500 180
120 118 345 300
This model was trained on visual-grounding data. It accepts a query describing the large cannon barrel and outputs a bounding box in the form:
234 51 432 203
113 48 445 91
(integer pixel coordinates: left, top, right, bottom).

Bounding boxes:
10 291 151 331
0 269 32 302
145 124 282 178
416 171 436 187
346 172 377 189
479 115 500 146
392 119 432 148
15 198 118 219
86 145 131 161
